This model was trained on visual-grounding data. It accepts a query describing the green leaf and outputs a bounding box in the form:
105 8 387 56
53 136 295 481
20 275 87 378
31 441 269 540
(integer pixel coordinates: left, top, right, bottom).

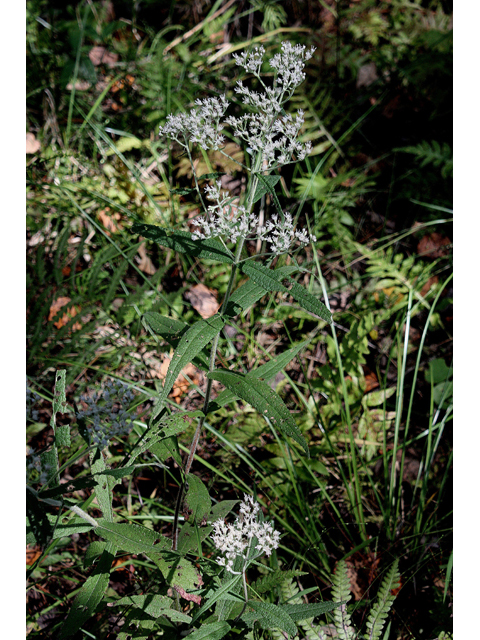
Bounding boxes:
184 473 212 524
59 542 116 638
185 622 231 640
149 553 204 603
131 223 234 264
281 600 344 622
251 570 308 595
207 369 309 456
149 436 182 466
128 411 204 463
170 187 195 195
226 266 298 316
96 520 171 555
152 314 225 421
90 450 115 522
241 261 289 293
211 341 309 410
425 358 451 384
282 277 332 324
55 425 71 448
242 601 297 637
177 521 212 555
111 594 191 623
143 312 187 338
84 541 107 568
40 466 138 499
191 575 243 624
143 312 210 371
210 500 239 521
252 174 281 204
40 448 59 487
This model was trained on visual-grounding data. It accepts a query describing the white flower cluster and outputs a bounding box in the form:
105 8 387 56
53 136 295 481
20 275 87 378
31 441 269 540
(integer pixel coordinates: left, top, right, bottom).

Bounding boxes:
192 180 316 253
192 180 259 244
211 495 281 573
159 95 229 150
262 212 317 254
159 41 314 166
160 41 317 255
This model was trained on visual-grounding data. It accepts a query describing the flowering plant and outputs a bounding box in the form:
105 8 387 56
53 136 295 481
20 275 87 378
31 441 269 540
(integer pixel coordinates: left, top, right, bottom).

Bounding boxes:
28 41 361 640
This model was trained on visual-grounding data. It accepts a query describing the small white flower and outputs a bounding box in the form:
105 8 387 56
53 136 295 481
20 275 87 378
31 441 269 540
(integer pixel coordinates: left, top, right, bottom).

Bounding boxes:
211 495 280 573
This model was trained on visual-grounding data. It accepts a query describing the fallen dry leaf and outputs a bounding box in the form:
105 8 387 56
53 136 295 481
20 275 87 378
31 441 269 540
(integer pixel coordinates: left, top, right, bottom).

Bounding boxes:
26 132 41 154
184 284 220 319
417 233 451 259
420 275 439 297
364 369 379 393
97 207 123 235
48 297 82 330
89 46 118 67
158 353 199 403
137 242 156 275
26 545 42 566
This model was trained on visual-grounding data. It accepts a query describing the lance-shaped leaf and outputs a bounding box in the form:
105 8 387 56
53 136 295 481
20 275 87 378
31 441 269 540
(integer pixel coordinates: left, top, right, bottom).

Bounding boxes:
59 541 116 638
152 314 225 422
226 265 297 316
143 313 210 370
128 411 204 464
96 520 171 554
281 276 332 324
184 473 211 524
281 600 345 622
186 622 232 640
252 174 281 204
90 450 115 522
132 223 234 264
242 601 297 637
241 261 289 293
210 341 309 411
207 370 309 456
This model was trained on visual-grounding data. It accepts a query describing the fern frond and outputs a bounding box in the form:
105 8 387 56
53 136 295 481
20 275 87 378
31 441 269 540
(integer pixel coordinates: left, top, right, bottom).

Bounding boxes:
396 140 453 178
364 559 400 640
276 577 328 640
331 560 355 640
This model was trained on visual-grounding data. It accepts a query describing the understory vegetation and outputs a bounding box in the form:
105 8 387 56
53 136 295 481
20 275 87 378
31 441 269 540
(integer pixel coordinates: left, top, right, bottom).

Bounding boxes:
26 1 452 638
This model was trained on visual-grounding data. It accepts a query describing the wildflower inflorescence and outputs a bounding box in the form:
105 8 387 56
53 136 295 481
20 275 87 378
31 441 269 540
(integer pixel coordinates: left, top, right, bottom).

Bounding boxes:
211 495 281 573
76 380 136 449
159 41 317 255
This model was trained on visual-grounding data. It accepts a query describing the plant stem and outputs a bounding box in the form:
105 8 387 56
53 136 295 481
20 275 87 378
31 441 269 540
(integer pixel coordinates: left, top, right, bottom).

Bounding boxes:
172 162 262 550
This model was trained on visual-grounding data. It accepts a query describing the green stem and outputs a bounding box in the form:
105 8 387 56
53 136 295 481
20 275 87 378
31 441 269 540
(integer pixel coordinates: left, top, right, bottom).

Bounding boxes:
172 158 262 550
